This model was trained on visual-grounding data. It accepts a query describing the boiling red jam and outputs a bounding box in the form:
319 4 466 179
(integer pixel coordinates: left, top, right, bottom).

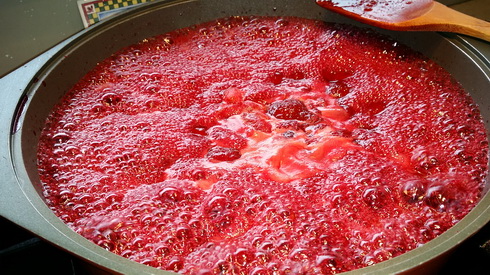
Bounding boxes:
38 16 488 274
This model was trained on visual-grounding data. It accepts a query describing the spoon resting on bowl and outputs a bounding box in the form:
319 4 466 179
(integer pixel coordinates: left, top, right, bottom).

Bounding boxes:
316 0 490 42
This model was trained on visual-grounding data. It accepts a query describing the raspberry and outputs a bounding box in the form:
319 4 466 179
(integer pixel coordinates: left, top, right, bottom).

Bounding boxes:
267 99 312 121
208 126 248 149
206 146 241 162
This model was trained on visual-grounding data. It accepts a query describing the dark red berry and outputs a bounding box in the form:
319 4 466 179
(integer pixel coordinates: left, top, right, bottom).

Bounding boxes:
208 126 247 149
267 99 312 121
206 146 241 161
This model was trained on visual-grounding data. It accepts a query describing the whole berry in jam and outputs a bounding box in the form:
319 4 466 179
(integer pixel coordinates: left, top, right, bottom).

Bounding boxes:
267 99 312 121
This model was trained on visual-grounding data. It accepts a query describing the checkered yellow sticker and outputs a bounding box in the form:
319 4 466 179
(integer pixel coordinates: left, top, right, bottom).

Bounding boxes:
78 0 155 28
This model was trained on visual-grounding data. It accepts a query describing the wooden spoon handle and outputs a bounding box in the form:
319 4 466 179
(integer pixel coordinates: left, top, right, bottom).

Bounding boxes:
396 2 490 42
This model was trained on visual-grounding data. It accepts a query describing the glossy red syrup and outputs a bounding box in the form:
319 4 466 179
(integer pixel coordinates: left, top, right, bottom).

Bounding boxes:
316 0 434 23
38 16 488 274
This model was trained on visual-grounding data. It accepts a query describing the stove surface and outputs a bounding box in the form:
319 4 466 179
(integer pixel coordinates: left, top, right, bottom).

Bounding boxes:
1 215 489 274
0 217 83 274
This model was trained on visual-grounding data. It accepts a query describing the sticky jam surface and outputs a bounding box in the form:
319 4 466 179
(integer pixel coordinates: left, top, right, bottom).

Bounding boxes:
38 16 488 274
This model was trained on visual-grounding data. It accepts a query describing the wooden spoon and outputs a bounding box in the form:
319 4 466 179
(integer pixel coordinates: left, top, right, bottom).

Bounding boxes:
316 0 490 42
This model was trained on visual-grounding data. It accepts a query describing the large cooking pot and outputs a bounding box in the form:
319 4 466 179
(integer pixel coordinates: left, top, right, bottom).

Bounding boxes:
1 0 489 274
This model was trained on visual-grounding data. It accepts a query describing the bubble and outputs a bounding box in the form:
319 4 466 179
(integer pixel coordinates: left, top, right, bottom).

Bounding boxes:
101 92 122 106
121 249 133 258
198 28 209 36
131 236 146 248
139 72 162 81
259 241 274 251
411 148 439 174
424 185 448 211
58 188 74 199
400 179 426 203
188 219 204 233
258 25 270 34
290 248 310 261
231 248 255 266
97 238 116 251
316 254 338 271
274 18 289 27
214 260 232 273
52 132 71 144
141 214 154 225
176 225 192 240
105 192 124 204
72 203 87 213
77 193 94 204
424 218 443 233
454 149 473 163
208 194 229 209
277 240 292 254
178 211 191 221
162 235 178 247
373 248 392 262
166 257 184 272
140 258 159 268
62 122 76 131
159 187 183 202
64 145 80 155
184 190 201 202
362 186 388 209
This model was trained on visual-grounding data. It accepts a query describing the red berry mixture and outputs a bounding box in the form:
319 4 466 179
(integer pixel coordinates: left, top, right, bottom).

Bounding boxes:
37 16 488 274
